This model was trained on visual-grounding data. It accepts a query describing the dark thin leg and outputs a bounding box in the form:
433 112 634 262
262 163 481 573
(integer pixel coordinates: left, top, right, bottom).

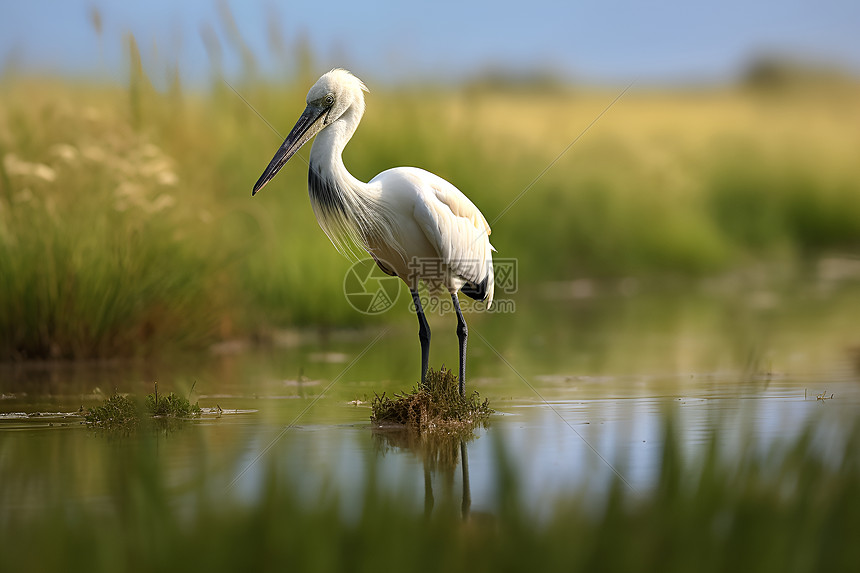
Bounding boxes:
451 292 468 397
411 289 431 384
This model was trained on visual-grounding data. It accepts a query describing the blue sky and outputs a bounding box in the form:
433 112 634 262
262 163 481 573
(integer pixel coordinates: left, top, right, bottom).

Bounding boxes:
2 1 858 86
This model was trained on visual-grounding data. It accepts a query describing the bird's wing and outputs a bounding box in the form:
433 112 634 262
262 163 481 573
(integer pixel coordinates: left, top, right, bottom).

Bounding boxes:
410 170 495 303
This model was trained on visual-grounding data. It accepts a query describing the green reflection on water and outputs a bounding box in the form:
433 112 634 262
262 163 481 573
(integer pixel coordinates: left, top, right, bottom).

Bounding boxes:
1 274 859 515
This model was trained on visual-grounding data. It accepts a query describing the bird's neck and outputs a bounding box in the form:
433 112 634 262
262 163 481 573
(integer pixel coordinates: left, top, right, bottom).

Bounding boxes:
309 105 366 191
306 107 389 260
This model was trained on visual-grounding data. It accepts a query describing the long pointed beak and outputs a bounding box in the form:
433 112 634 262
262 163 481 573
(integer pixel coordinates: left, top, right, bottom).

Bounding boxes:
252 104 326 196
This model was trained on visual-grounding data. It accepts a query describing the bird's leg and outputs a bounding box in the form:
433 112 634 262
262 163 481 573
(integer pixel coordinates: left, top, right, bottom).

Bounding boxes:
451 293 468 397
411 289 431 385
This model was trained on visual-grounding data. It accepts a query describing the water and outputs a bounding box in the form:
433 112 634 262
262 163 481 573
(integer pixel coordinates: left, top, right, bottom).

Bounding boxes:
2 272 859 519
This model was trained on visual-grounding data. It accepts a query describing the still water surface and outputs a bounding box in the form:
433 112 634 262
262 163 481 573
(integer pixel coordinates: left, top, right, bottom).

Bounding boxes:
2 274 859 517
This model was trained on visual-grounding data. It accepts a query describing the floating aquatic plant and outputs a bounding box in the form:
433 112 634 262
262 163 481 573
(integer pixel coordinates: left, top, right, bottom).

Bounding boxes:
84 394 140 429
144 382 201 418
85 383 200 429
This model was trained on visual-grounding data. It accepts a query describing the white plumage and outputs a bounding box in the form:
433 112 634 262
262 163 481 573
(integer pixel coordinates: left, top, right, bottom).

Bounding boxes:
252 69 495 395
367 167 495 305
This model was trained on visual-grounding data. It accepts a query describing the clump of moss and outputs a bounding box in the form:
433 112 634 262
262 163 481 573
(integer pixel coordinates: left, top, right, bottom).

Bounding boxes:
84 394 140 429
371 367 492 432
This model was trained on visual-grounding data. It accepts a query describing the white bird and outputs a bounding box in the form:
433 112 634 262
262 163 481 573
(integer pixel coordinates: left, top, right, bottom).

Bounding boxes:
252 69 495 396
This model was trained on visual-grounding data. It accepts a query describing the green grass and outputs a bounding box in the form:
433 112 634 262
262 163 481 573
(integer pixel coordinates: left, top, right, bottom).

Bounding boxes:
1 32 859 359
144 387 201 418
83 394 139 428
84 385 200 428
371 366 492 431
1 419 857 573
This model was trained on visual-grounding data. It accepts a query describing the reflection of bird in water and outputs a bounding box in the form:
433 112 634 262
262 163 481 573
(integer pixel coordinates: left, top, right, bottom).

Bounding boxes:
372 429 472 520
420 439 472 520
252 69 495 396
459 441 472 519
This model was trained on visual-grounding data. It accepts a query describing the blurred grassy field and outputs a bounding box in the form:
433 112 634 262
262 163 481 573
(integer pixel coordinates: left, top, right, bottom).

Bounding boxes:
1 52 859 359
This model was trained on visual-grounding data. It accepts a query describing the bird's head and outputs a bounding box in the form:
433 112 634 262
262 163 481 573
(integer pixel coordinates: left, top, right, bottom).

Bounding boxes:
252 69 368 196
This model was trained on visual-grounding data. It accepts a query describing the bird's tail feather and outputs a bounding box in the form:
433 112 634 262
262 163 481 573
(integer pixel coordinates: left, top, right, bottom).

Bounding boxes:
460 265 495 308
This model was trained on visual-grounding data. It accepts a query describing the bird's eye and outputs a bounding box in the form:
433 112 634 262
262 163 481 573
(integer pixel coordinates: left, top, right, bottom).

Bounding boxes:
324 94 334 106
